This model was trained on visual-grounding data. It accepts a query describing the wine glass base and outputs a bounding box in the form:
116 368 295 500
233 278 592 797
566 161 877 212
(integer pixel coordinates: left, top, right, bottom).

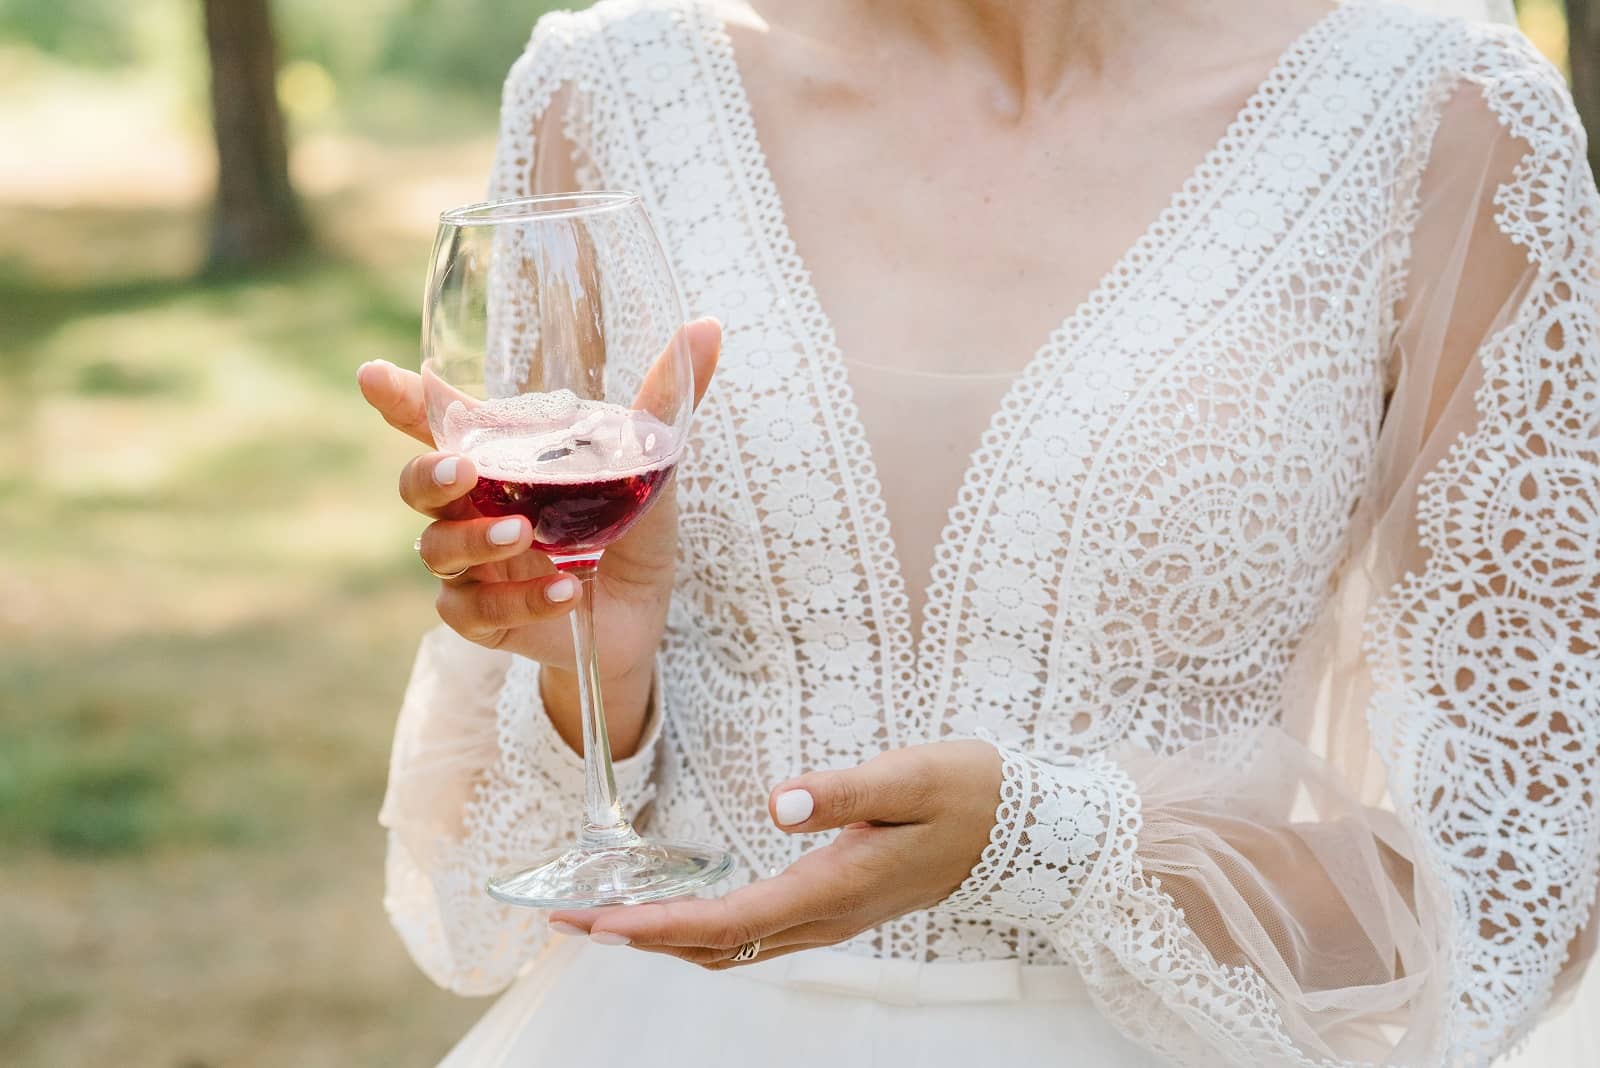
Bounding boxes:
486 839 736 909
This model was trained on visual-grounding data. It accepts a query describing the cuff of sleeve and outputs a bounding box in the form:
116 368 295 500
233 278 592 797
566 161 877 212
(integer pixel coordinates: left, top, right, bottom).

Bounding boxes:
511 655 663 818
939 739 1143 931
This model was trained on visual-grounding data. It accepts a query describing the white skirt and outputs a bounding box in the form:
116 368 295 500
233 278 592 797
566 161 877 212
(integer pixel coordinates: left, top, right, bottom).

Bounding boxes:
440 938 1165 1066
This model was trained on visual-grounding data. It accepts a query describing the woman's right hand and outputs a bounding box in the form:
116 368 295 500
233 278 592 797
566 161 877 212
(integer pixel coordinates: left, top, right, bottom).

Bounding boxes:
356 318 722 756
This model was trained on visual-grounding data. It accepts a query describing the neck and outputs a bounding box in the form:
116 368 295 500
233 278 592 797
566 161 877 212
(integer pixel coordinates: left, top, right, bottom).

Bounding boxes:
862 0 1161 102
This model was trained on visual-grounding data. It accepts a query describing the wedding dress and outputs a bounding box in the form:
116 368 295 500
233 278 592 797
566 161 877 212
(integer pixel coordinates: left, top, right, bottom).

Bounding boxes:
379 1 1600 1064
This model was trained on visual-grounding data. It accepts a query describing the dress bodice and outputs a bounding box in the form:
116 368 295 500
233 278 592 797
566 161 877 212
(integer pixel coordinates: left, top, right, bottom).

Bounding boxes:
385 3 1600 1063
630 0 1397 959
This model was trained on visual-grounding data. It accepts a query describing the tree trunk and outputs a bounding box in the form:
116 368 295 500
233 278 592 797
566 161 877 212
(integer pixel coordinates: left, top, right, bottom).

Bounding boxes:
1568 0 1600 181
201 0 307 271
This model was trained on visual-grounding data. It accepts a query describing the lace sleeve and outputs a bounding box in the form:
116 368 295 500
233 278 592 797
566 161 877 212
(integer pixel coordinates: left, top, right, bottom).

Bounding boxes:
943 30 1600 1067
379 13 666 996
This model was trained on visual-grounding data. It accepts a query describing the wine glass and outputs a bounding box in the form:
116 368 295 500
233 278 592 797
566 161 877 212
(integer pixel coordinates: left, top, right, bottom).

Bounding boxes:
421 191 734 908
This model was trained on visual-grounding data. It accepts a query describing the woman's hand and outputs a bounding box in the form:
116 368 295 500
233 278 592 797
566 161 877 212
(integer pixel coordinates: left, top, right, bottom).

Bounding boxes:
549 740 1003 963
357 318 722 755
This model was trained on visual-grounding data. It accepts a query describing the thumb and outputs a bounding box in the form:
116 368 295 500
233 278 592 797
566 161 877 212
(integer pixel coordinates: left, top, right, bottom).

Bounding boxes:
357 359 435 446
632 316 722 418
767 750 933 833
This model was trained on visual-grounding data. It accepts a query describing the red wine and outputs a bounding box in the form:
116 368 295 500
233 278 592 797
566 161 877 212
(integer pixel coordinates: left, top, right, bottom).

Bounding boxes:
469 464 674 558
454 394 678 560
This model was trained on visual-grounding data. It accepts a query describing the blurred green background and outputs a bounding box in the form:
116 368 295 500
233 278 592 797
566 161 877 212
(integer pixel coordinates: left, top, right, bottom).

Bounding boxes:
0 2 561 1065
0 2 1578 1066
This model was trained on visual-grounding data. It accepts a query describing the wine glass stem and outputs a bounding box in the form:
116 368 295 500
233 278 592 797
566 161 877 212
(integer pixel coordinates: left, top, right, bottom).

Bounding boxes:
565 559 642 850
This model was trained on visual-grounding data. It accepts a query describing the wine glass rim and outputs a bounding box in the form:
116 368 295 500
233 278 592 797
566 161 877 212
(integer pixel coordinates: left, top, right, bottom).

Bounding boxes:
439 191 643 226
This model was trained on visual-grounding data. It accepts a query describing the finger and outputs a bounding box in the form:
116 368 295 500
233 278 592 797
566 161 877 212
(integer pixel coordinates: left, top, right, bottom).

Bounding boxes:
682 911 858 967
435 573 582 645
704 938 833 970
633 317 722 420
418 515 544 583
358 360 433 445
399 452 478 519
628 934 836 969
552 866 838 950
702 915 859 968
768 748 938 834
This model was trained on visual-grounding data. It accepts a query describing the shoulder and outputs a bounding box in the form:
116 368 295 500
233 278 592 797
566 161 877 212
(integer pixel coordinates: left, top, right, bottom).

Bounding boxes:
1342 5 1586 182
508 0 711 70
1420 12 1586 206
1362 3 1581 140
1449 16 1585 148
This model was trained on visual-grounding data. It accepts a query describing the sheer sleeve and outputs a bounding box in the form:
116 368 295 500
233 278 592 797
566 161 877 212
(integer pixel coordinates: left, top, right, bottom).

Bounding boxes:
378 14 664 996
941 29 1600 1066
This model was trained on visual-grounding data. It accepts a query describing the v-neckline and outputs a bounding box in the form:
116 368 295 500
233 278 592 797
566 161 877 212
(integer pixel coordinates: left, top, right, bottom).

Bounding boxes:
689 0 1358 733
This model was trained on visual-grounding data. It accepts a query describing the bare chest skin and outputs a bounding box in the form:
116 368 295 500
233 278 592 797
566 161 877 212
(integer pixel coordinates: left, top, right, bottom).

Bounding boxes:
722 0 1337 619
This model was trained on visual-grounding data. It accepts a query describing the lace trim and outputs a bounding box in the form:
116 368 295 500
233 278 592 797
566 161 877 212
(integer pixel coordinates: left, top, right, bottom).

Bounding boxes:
917 3 1362 744
1363 28 1600 1063
689 1 920 751
940 740 1142 933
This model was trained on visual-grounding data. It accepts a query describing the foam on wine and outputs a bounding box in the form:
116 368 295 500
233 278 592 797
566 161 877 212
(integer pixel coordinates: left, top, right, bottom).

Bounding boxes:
444 390 674 482
444 392 678 558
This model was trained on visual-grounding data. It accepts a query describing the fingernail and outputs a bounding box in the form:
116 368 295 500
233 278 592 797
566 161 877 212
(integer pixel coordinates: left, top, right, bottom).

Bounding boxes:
488 518 522 545
355 360 371 381
589 931 630 946
774 788 814 826
433 457 459 486
548 920 585 937
546 576 578 603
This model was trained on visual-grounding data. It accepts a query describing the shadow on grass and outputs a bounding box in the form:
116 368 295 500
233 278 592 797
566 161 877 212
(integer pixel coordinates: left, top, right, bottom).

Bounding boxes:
0 575 429 862
0 200 424 394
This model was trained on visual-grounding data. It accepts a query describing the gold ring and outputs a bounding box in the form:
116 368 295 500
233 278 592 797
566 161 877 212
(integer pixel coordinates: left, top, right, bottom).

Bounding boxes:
414 535 469 581
730 938 761 963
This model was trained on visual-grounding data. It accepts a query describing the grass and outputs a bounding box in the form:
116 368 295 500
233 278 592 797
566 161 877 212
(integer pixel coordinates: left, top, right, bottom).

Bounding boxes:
0 70 496 1063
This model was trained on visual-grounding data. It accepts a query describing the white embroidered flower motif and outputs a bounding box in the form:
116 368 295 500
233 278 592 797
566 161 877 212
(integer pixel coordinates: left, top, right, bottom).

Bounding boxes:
1058 348 1138 416
743 393 827 473
1252 129 1331 196
637 117 701 170
1019 425 1091 486
1292 71 1375 137
623 54 692 112
796 615 874 679
1156 244 1243 306
969 561 1054 633
992 864 1067 922
659 158 728 211
1034 783 1107 883
1122 291 1189 351
1214 188 1287 254
930 919 1014 962
681 212 749 265
811 680 884 748
762 471 845 542
776 542 861 611
993 485 1069 562
942 704 1029 748
959 633 1042 709
1348 19 1414 72
728 324 801 376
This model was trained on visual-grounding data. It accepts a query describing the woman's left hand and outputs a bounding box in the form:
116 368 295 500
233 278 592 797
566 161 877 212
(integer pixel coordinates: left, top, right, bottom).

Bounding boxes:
549 740 1003 966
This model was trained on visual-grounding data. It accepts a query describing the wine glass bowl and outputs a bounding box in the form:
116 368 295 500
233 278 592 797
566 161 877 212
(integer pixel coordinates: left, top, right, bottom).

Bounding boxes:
421 191 734 907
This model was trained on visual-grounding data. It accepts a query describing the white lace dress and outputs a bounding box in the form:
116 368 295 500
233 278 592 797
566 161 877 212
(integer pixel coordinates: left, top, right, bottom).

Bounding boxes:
378 1 1600 1064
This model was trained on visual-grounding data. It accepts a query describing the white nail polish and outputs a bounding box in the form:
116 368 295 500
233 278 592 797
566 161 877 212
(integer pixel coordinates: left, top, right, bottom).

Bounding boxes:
488 518 522 545
774 789 814 826
590 931 630 946
549 920 585 937
547 577 578 603
433 457 459 486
